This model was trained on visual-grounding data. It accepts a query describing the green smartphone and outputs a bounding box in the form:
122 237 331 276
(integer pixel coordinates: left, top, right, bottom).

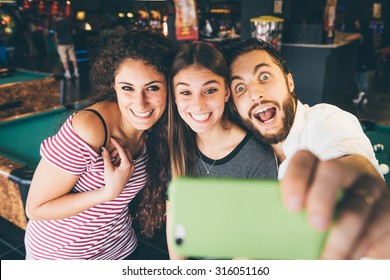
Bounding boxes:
167 176 329 260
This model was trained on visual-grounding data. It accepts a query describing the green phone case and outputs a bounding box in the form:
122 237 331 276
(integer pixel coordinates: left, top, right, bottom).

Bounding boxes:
167 177 329 260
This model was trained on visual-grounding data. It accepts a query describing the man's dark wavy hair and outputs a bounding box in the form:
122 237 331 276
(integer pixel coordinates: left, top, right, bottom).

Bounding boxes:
219 38 290 74
88 30 177 237
219 38 297 100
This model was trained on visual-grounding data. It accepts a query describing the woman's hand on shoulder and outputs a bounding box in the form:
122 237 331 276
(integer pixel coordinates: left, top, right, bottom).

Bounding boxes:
100 137 135 200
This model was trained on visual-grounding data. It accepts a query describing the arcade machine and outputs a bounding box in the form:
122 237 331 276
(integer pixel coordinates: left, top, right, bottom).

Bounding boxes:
0 1 20 77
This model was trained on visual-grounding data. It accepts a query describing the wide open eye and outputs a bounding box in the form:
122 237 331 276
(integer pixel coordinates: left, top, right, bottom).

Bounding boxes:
259 73 270 81
234 84 246 94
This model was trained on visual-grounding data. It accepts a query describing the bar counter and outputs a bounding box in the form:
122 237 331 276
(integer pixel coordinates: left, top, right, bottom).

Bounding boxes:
282 32 360 105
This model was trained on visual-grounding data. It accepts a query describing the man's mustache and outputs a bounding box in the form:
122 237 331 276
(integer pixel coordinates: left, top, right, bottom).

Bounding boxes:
248 100 280 119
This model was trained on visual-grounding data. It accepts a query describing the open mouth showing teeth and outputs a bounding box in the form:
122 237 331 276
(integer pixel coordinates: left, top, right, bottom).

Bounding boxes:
132 109 153 118
190 113 211 121
254 107 276 124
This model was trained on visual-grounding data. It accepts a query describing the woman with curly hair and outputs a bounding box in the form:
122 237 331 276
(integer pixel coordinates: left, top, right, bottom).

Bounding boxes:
24 30 176 259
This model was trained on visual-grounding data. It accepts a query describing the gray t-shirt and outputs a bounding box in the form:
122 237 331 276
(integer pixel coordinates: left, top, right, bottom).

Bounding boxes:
193 133 277 179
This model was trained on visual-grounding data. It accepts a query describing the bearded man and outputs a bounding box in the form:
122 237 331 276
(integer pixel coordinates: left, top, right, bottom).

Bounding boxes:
220 38 390 260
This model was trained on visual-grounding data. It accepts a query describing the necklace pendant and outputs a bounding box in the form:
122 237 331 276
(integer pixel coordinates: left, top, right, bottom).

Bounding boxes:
206 170 210 174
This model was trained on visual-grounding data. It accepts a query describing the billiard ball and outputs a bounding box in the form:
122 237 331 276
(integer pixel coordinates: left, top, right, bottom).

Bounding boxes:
379 163 389 175
373 143 384 153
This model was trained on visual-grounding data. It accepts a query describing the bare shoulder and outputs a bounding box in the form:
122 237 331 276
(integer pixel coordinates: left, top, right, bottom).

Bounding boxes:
72 108 108 151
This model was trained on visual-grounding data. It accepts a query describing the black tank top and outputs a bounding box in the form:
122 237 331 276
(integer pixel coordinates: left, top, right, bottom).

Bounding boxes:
83 109 108 147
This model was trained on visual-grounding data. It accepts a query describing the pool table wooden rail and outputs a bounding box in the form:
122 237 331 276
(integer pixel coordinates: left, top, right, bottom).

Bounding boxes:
0 155 28 230
0 69 62 120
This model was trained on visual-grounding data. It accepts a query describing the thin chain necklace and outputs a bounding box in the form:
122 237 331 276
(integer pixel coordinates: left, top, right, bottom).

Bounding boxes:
197 124 232 174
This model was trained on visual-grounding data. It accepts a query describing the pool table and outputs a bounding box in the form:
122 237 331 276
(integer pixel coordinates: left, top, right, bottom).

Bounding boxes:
361 120 390 186
0 68 62 120
0 105 78 229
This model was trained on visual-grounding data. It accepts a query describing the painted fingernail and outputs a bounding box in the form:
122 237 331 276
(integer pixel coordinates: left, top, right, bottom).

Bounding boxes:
287 195 302 211
99 147 104 153
309 214 328 230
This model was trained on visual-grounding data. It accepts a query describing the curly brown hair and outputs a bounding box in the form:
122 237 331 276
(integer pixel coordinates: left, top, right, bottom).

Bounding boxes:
88 30 177 237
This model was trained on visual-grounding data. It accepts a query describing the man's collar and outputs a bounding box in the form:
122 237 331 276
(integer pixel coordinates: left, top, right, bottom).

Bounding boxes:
281 100 305 155
288 100 305 136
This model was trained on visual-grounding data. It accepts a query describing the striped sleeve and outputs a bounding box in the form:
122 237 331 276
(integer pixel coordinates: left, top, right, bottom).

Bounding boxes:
40 115 95 176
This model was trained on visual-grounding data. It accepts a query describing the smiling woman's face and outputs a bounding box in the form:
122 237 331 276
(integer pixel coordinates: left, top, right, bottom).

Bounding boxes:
113 58 167 131
173 65 230 135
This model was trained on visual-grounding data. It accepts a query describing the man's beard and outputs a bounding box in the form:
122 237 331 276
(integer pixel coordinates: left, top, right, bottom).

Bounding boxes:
242 95 296 145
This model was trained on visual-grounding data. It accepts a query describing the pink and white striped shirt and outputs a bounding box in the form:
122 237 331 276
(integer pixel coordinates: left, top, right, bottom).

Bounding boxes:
25 113 148 259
